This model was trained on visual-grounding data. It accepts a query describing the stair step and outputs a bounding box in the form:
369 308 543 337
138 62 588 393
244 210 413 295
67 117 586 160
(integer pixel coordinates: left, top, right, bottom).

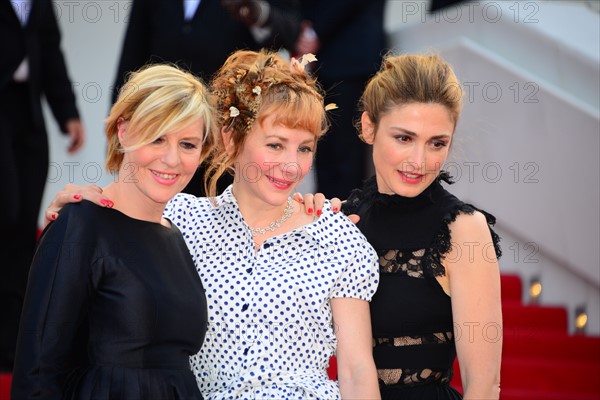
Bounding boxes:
500 388 600 400
502 303 568 332
501 357 600 392
501 274 523 303
0 373 11 400
504 332 600 363
452 357 600 394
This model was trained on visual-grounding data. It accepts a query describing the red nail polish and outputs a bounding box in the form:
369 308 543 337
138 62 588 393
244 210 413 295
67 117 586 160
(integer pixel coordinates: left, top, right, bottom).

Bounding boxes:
316 209 322 216
73 194 81 200
332 207 339 213
100 199 113 207
51 213 57 220
307 208 313 214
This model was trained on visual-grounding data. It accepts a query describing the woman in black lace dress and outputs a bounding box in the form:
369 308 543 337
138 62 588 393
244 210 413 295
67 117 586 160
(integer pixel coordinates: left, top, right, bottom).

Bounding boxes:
343 54 502 399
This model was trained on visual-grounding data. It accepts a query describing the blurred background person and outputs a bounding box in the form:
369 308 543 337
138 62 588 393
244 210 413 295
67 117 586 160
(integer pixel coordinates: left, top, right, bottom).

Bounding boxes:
0 0 85 372
113 0 301 196
296 0 387 199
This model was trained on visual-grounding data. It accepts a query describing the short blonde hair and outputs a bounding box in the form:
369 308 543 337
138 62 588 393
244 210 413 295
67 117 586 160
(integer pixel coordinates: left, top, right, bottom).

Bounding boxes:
357 53 462 140
105 64 216 174
206 50 328 197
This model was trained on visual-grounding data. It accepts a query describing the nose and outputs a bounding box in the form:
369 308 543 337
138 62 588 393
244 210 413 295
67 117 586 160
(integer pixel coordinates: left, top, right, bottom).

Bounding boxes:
161 142 180 167
406 145 425 171
283 149 304 181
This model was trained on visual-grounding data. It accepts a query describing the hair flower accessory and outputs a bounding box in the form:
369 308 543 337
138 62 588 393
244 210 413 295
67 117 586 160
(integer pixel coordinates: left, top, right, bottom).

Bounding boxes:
252 86 262 95
298 53 317 68
229 106 240 118
290 53 317 73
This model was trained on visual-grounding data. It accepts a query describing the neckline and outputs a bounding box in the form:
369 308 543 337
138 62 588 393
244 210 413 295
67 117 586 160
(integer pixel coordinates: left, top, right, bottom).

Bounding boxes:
93 201 176 232
361 172 453 211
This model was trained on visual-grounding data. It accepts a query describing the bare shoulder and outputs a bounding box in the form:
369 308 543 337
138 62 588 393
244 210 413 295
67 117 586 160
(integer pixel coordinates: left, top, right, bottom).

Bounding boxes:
448 210 491 240
446 211 497 269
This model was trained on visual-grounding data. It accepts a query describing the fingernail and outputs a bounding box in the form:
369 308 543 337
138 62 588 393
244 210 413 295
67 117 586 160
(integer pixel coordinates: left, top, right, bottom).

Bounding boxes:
316 209 322 216
307 208 313 214
73 194 81 200
51 213 57 220
332 207 339 213
100 200 114 208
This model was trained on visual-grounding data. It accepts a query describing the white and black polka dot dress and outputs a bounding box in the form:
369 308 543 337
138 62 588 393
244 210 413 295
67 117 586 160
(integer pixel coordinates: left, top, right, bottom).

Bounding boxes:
164 186 379 400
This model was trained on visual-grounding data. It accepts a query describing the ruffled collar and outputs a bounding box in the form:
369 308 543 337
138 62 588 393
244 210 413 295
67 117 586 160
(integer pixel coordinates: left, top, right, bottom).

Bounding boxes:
357 171 454 212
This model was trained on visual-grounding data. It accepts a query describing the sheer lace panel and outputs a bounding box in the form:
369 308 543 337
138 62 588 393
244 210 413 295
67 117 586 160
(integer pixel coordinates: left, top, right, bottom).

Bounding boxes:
375 331 454 386
374 331 453 347
379 249 427 277
377 367 452 386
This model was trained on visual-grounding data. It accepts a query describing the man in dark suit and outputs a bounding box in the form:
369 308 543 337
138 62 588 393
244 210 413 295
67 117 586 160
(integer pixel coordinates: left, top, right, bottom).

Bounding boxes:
297 0 387 199
0 0 85 371
112 0 301 196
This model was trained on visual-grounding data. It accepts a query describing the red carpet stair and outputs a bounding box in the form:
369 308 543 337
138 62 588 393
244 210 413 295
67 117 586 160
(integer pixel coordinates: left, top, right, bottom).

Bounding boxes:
450 274 600 399
1 275 599 399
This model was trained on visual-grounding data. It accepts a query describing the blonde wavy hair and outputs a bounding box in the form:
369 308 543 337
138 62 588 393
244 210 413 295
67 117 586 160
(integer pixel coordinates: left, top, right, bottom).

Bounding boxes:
105 64 216 174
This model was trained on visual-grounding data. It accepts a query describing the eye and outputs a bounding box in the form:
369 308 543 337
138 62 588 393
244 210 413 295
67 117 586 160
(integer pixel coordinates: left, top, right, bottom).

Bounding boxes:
181 141 198 150
267 143 282 150
431 140 448 149
152 136 165 144
298 145 314 154
394 135 411 143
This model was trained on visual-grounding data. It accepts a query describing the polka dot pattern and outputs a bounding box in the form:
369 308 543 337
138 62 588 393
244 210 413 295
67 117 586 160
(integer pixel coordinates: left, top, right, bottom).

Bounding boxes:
164 187 379 399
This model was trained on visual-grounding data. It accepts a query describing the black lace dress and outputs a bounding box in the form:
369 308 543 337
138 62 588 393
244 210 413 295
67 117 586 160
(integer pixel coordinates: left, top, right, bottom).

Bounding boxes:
343 174 501 399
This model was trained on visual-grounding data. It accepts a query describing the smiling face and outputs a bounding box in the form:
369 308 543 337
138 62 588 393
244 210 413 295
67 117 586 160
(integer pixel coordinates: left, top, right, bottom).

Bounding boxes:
362 103 455 197
226 114 315 207
118 119 204 207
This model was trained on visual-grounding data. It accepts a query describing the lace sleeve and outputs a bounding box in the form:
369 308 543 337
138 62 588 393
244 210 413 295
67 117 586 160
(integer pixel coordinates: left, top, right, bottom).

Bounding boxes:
421 203 502 278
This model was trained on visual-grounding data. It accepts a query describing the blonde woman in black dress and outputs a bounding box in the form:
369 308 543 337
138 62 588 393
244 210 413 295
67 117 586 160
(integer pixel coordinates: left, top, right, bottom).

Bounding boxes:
12 65 215 399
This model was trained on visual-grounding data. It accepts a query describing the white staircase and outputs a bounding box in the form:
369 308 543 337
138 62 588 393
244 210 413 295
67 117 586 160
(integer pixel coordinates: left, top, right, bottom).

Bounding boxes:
386 0 600 333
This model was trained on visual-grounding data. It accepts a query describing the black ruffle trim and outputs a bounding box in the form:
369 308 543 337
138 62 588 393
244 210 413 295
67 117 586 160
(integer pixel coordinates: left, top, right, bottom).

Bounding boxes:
421 202 502 278
343 172 502 278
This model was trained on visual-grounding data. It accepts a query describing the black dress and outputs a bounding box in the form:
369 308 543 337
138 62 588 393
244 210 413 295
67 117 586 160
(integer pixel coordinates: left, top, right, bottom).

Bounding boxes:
343 174 501 400
11 201 207 399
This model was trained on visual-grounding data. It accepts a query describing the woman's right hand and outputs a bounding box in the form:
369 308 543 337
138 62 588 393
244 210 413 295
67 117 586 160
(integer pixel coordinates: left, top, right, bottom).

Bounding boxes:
44 184 114 227
292 192 360 224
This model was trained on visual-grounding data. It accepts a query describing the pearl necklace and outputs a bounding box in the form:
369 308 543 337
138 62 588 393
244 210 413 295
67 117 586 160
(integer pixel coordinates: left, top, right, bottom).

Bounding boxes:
247 198 294 237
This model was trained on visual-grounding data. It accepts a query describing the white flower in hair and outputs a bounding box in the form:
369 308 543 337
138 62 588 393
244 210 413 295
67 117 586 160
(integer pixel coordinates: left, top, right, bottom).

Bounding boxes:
229 106 240 118
252 86 262 95
298 53 317 68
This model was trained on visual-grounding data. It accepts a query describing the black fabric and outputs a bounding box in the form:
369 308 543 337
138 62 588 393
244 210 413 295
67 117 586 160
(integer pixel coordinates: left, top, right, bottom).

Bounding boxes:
11 202 207 399
429 0 467 13
343 174 501 399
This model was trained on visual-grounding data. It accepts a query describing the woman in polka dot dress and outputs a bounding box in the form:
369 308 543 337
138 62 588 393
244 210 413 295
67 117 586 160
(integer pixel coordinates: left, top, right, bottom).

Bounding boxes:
45 50 381 399
170 49 380 399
